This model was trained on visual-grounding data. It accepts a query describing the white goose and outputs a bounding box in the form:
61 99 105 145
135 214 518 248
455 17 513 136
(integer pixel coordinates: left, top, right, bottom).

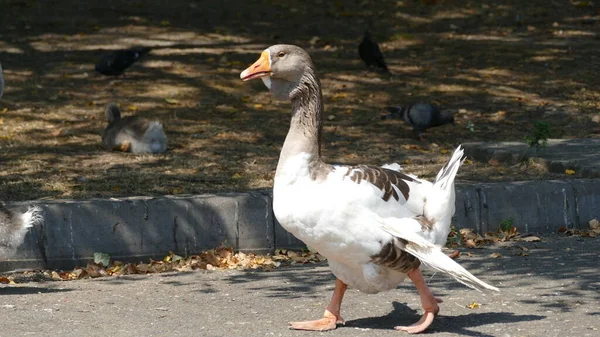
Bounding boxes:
240 45 498 333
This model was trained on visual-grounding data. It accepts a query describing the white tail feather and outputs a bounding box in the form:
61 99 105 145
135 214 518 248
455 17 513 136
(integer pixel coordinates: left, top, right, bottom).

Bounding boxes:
380 214 499 293
434 145 465 190
379 145 498 292
402 243 499 292
423 145 465 229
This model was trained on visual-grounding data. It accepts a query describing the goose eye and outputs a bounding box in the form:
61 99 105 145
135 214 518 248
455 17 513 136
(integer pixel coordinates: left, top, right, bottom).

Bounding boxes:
277 51 286 58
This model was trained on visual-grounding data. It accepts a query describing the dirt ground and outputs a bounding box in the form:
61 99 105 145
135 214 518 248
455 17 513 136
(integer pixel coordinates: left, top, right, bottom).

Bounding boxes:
0 0 598 201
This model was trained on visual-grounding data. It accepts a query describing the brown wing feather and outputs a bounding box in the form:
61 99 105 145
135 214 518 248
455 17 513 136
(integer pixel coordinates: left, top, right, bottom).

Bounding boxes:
371 237 421 272
343 165 417 201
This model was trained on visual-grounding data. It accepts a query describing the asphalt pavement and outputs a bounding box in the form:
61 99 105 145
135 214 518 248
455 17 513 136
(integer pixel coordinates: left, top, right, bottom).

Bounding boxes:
0 234 598 337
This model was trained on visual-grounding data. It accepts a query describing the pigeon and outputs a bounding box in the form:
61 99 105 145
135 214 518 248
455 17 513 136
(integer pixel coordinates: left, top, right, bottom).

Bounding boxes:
95 47 151 76
0 62 4 99
102 103 167 154
358 31 390 74
384 103 454 140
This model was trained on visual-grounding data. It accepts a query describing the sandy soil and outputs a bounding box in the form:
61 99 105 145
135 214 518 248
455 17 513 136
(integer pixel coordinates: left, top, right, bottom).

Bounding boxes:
0 0 598 200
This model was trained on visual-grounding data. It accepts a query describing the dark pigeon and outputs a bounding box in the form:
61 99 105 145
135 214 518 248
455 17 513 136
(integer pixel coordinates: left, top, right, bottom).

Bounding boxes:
358 31 390 74
0 62 4 99
384 103 454 140
95 47 151 76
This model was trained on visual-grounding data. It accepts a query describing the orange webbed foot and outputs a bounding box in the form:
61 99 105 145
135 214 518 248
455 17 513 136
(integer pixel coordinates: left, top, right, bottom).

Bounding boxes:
289 309 344 331
395 297 442 334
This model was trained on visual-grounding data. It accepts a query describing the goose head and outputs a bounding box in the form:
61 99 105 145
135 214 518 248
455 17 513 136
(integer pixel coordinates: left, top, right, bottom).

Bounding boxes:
240 44 315 101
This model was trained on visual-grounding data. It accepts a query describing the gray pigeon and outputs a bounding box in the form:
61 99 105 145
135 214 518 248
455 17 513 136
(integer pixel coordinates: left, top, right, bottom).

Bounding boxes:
95 47 151 76
0 62 4 99
384 103 454 140
358 31 391 75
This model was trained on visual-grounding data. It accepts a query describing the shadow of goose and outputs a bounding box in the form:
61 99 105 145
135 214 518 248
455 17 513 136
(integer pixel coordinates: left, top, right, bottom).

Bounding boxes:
345 301 545 336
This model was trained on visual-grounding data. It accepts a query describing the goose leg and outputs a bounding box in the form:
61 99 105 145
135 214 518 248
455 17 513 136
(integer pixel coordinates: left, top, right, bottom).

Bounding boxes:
289 278 347 331
395 268 442 334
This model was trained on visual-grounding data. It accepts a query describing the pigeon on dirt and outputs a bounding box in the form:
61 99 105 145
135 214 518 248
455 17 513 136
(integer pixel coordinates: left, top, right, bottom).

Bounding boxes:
384 103 454 140
95 47 151 76
0 62 4 99
358 31 390 74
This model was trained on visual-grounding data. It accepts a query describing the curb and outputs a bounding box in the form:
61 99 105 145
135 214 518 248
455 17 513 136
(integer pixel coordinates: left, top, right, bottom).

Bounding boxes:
464 139 600 178
2 180 599 272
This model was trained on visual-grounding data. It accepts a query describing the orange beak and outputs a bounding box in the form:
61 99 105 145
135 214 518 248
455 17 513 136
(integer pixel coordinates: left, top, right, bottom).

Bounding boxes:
240 51 271 81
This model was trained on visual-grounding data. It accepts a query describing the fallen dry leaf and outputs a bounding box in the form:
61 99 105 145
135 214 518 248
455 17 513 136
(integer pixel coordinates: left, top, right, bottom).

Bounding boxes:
402 144 423 151
502 226 519 241
170 187 185 194
490 252 503 258
331 92 348 101
483 233 501 242
565 169 576 175
466 302 480 309
560 226 599 238
589 219 600 232
515 245 529 252
1 244 327 284
464 239 479 249
519 236 541 242
51 128 72 137
164 98 180 105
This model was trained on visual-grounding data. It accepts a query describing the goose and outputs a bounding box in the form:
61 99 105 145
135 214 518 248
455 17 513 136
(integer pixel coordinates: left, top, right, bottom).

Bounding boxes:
95 47 151 76
0 204 42 258
102 103 167 154
240 45 498 333
384 103 455 140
